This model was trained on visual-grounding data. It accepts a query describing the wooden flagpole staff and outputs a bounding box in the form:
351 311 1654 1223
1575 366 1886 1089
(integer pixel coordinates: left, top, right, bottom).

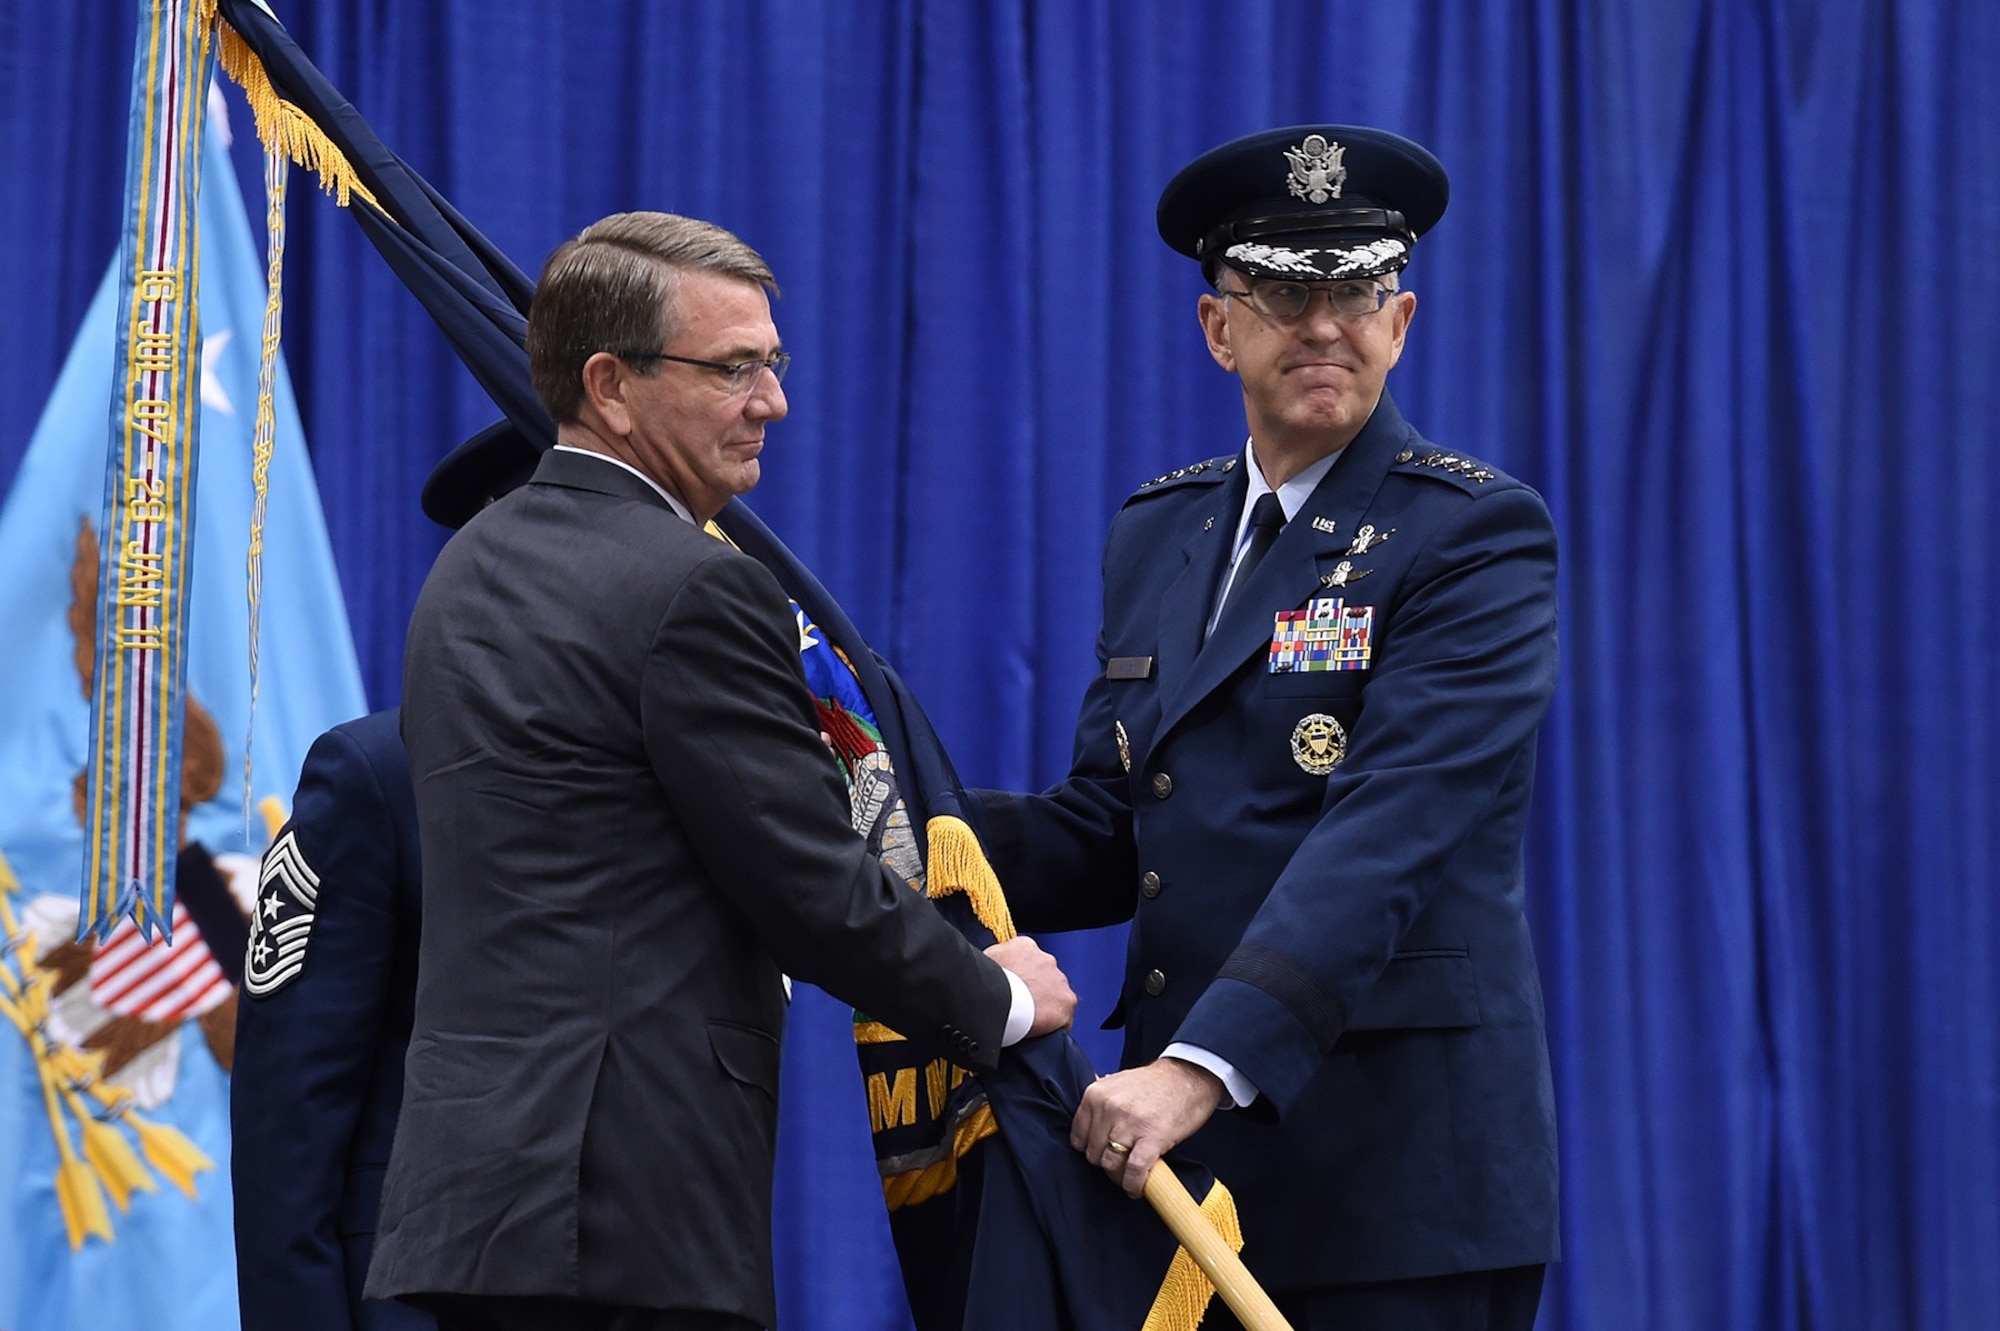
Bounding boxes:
1143 1160 1295 1331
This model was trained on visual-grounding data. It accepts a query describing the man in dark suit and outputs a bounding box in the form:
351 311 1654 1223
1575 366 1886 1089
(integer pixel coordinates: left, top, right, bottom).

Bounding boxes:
973 126 1561 1330
231 423 541 1331
366 212 1074 1331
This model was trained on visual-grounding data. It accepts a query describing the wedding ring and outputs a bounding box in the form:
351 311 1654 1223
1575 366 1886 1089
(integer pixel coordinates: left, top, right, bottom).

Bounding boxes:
1106 1139 1132 1156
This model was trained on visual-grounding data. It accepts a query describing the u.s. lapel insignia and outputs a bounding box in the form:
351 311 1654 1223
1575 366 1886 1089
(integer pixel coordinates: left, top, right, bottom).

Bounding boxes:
1290 713 1348 775
1115 720 1133 773
1321 559 1373 589
1284 134 1347 205
1310 515 1338 535
1345 524 1393 555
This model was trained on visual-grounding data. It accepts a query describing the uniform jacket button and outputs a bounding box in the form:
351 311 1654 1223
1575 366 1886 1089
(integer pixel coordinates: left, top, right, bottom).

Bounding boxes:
1150 772 1173 799
1140 870 1162 898
1144 968 1167 997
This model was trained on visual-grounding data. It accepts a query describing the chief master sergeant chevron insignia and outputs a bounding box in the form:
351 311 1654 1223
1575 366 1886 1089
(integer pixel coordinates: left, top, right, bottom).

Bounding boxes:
243 830 320 996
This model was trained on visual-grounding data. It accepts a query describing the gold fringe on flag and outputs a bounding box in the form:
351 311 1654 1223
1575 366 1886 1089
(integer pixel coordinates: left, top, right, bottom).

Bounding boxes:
213 17 378 208
923 814 1016 943
1141 1178 1246 1331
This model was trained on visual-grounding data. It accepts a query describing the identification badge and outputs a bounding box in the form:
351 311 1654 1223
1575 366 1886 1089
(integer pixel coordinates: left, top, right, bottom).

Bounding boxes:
1270 598 1375 673
1291 713 1348 775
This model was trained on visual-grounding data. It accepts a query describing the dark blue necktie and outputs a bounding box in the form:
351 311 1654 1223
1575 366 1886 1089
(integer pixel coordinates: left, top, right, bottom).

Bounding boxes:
1219 491 1286 620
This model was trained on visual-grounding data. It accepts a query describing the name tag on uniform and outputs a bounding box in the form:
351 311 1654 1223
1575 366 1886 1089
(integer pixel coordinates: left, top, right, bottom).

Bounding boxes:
1107 656 1155 680
1269 598 1375 672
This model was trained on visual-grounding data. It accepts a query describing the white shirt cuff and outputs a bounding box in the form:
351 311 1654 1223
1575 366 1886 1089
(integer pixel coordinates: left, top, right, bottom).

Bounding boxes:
1001 968 1034 1046
1162 1042 1259 1108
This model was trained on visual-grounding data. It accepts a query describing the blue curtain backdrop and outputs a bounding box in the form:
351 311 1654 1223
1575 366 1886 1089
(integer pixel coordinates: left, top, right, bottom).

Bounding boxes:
4 3 1996 1328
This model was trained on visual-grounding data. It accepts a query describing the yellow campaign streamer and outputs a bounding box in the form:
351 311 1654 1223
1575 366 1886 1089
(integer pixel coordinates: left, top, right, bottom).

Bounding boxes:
80 0 222 941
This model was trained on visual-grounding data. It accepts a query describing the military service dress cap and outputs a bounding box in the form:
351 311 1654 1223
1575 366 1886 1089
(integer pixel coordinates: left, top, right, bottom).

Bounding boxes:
1157 124 1449 283
420 419 545 528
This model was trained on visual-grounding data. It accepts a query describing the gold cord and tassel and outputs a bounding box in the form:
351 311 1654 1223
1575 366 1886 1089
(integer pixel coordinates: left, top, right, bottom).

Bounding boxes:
208 0 367 835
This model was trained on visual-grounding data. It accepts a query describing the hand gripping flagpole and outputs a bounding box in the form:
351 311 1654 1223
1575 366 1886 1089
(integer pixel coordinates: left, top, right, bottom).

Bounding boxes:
925 819 1294 1330
1141 1161 1295 1331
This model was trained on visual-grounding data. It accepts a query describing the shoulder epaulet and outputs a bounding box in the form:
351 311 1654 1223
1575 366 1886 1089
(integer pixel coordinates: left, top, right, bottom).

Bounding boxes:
1126 454 1239 503
1389 445 1510 493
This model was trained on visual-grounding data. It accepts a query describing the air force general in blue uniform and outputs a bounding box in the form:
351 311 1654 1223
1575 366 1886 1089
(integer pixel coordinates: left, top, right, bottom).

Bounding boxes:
974 127 1561 1330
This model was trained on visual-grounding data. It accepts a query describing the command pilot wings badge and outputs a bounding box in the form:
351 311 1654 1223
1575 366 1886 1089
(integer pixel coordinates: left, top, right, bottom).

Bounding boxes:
1345 524 1393 555
243 829 320 996
1320 559 1374 589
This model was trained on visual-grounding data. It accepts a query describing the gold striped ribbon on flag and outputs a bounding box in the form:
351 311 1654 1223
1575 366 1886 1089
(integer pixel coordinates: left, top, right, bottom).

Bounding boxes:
80 0 221 941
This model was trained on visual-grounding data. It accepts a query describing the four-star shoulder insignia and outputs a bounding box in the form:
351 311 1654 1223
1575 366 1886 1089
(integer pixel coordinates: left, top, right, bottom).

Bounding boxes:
1135 455 1237 493
1397 448 1496 484
243 829 321 997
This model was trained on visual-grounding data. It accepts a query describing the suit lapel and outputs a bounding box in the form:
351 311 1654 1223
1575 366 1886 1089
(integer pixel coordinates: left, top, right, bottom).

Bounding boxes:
1155 396 1415 742
532 445 681 511
1154 464 1246 710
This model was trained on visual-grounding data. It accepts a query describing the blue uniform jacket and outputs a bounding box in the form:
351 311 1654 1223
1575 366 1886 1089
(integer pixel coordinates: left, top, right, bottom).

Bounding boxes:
977 393 1561 1290
232 710 433 1330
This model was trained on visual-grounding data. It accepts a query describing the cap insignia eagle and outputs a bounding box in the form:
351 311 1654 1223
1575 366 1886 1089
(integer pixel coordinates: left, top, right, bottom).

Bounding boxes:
1285 134 1346 205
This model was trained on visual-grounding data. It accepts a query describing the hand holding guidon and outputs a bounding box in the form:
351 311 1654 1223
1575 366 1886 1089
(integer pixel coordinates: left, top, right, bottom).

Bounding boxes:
985 935 1079 1037
1075 1059 1295 1331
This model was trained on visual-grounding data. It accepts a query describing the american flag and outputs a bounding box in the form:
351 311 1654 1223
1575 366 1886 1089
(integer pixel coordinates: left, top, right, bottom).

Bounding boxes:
87 903 232 1023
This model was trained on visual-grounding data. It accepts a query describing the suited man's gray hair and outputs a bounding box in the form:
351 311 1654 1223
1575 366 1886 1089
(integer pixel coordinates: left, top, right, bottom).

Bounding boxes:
527 212 779 422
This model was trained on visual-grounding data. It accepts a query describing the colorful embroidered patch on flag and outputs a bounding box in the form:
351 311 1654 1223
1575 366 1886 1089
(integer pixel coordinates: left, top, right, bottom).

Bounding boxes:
1270 597 1376 672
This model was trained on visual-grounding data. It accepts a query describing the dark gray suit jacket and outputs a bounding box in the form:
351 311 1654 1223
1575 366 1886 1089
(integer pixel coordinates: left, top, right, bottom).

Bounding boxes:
366 449 1011 1325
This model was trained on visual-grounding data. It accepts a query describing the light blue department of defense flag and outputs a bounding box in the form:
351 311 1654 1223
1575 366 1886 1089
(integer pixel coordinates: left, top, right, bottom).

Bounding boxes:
0 87 367 1330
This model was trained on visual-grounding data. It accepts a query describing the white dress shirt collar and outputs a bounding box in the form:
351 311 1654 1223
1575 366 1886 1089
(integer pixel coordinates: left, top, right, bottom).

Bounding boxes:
554 444 696 525
1210 438 1346 630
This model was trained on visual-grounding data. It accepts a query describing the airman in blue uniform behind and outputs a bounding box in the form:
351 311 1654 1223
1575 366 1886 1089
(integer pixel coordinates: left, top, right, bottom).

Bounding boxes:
230 422 539 1331
974 126 1561 1330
